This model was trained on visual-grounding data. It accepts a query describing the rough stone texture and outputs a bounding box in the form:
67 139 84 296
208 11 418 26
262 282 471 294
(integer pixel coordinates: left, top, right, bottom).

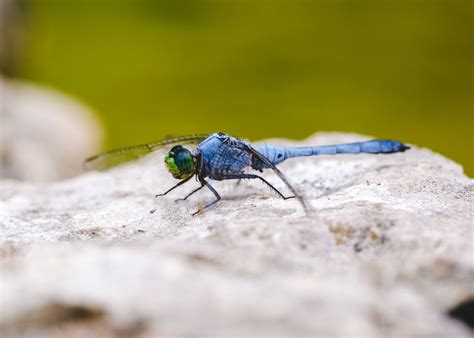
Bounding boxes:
0 132 472 337
0 79 103 181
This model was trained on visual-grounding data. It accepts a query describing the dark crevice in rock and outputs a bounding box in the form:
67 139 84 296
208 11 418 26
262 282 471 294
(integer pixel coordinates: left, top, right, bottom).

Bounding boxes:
1 302 149 337
56 304 104 322
447 298 474 329
4 303 105 330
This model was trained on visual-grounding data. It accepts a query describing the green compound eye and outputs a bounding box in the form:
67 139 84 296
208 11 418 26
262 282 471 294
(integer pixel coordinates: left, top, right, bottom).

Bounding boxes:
165 145 196 180
164 156 179 175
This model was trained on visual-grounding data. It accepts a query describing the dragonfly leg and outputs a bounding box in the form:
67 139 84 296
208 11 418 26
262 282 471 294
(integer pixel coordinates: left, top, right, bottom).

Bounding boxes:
155 175 193 197
175 184 205 202
192 179 221 216
219 174 295 200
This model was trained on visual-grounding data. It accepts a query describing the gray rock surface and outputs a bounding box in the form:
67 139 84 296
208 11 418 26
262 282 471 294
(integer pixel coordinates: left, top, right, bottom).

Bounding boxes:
0 79 103 181
0 132 473 337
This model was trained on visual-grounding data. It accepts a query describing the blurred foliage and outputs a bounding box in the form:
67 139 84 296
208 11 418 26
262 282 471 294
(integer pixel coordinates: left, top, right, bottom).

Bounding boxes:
16 0 473 175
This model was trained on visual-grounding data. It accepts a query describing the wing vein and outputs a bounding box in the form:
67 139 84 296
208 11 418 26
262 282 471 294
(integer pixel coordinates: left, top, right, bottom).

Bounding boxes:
84 134 209 171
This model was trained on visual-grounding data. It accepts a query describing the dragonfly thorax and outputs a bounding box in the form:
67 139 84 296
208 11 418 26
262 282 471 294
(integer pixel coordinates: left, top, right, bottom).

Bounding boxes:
164 145 196 180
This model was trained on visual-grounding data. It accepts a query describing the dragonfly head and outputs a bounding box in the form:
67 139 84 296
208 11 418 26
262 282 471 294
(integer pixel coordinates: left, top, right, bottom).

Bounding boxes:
164 145 195 180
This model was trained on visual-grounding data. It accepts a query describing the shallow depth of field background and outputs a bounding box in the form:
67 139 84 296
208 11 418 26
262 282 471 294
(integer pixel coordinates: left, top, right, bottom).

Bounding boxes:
11 0 474 175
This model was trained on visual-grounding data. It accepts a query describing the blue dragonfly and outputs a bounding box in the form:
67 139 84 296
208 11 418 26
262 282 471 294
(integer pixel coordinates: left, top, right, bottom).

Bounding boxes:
85 132 409 215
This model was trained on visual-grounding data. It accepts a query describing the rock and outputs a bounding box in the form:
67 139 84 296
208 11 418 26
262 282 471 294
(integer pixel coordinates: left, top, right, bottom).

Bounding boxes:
0 132 472 337
0 79 103 181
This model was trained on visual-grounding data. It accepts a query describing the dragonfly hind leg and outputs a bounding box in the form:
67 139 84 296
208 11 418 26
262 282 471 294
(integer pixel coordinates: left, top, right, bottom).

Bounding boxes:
192 179 221 216
219 174 295 200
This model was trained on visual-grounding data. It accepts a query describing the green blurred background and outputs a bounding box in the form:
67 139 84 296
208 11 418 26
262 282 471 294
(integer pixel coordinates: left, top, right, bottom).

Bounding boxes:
11 0 474 175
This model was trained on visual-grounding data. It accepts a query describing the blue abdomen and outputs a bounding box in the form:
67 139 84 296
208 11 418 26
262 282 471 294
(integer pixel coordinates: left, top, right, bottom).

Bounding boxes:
254 139 409 169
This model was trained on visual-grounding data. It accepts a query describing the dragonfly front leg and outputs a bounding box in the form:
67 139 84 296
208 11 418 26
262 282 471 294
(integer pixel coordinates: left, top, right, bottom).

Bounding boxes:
175 183 205 202
219 174 295 200
155 175 193 198
192 179 221 216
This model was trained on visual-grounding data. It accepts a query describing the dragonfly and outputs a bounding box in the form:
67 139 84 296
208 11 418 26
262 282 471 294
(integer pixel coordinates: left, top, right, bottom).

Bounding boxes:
85 132 410 215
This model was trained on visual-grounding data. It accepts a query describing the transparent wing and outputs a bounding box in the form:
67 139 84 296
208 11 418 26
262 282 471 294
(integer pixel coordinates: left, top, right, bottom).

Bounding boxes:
84 134 209 171
243 144 311 214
